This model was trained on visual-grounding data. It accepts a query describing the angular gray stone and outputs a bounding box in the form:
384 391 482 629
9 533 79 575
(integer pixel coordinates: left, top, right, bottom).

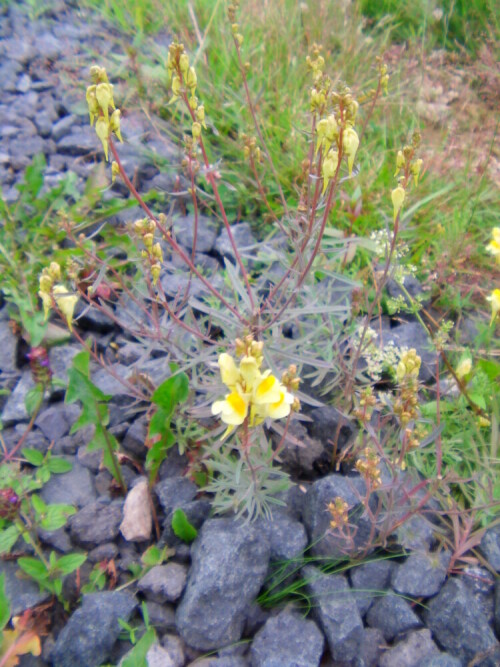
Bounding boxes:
215 222 256 266
138 563 188 603
0 318 18 374
366 593 423 641
250 609 324 667
35 403 79 442
302 565 364 664
417 655 462 667
302 473 374 558
261 511 307 592
171 214 218 254
480 524 500 572
379 629 439 667
159 634 185 667
52 591 136 667
425 577 500 665
391 551 450 597
0 560 50 616
40 459 96 508
51 114 76 141
175 518 270 650
461 565 495 626
155 476 198 514
349 558 395 616
69 499 123 548
1 371 35 424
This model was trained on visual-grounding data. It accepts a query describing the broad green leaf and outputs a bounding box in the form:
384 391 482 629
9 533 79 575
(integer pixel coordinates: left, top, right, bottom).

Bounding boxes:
0 574 10 631
151 372 189 414
141 545 171 568
17 557 49 581
171 508 198 544
22 448 44 467
0 526 20 555
47 457 73 474
40 504 76 531
55 553 87 576
120 627 156 667
30 494 47 515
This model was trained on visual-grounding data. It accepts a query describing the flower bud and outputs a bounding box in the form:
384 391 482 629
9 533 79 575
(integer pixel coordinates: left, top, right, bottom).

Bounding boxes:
96 82 114 121
321 149 338 194
152 242 163 262
151 263 161 286
53 285 79 331
342 127 359 177
391 185 405 222
48 262 61 281
410 158 423 186
111 161 120 183
394 150 405 176
186 67 197 92
110 109 123 143
179 53 189 74
192 121 202 139
196 104 207 129
86 85 99 126
95 117 110 161
143 233 154 251
456 357 472 379
171 75 181 99
39 272 53 295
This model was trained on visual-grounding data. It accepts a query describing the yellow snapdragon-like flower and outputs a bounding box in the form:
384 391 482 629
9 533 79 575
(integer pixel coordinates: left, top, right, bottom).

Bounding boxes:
52 285 79 332
211 343 297 439
486 228 500 265
487 289 500 326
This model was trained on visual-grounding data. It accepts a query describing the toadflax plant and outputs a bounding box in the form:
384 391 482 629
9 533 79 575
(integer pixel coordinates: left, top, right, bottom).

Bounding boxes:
38 3 427 521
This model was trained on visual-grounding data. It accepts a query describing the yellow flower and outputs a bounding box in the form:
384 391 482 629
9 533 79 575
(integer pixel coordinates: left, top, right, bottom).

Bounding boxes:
391 185 405 222
52 284 79 331
218 353 240 388
253 374 282 405
212 390 249 439
455 357 472 380
343 126 359 177
486 289 500 325
486 227 500 265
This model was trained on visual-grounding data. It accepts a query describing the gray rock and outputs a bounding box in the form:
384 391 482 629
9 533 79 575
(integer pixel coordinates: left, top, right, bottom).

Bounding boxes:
250 609 324 667
16 73 31 93
172 214 219 254
302 473 374 558
88 543 119 563
34 403 79 442
495 580 500 637
122 418 147 458
366 593 423 641
138 563 188 603
261 511 307 592
159 634 185 667
461 565 496 627
143 642 177 667
361 627 386 667
56 127 97 155
155 476 198 514
147 601 176 632
379 629 439 667
1 371 35 424
0 318 18 373
40 459 96 508
160 499 211 555
0 560 50 616
175 518 270 650
391 551 450 597
307 406 357 452
393 514 436 551
37 525 73 553
349 558 395 616
425 577 500 665
417 655 462 667
480 524 500 572
215 222 256 266
50 345 80 387
51 114 76 141
51 591 136 667
69 499 124 548
302 565 363 664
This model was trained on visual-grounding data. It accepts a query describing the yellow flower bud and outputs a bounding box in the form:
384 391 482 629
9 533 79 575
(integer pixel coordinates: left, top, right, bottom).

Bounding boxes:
39 291 52 321
110 109 123 143
86 85 98 126
179 53 189 74
171 75 181 99
343 127 359 177
196 105 207 129
394 150 405 176
95 117 110 161
111 161 120 183
192 121 202 140
321 149 339 194
410 158 423 186
39 273 52 295
391 185 406 222
48 262 61 281
95 82 114 121
151 263 161 287
486 289 500 326
186 67 197 92
152 242 163 262
143 233 154 251
381 74 389 94
53 285 79 332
